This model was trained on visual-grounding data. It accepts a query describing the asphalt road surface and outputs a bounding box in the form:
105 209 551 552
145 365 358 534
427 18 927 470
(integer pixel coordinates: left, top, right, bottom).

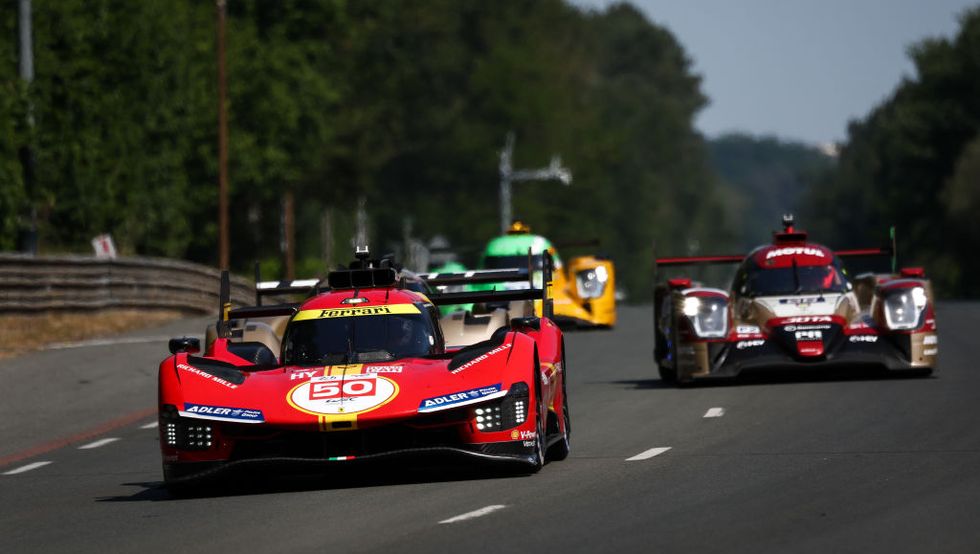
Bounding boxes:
2 304 979 553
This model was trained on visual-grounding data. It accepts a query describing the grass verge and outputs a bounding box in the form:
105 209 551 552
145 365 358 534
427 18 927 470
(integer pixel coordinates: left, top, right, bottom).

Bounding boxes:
0 309 187 359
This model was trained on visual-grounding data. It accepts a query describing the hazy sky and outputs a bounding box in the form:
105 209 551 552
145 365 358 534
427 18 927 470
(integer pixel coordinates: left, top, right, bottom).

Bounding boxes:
577 0 978 145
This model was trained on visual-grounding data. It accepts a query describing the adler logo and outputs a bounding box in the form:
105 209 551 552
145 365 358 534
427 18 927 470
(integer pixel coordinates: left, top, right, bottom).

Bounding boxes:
766 247 826 259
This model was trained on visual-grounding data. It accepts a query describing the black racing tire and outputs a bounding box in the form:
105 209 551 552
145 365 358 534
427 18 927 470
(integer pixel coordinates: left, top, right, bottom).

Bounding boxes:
163 463 198 497
527 370 547 472
163 463 221 497
658 362 677 384
654 329 668 367
547 356 571 462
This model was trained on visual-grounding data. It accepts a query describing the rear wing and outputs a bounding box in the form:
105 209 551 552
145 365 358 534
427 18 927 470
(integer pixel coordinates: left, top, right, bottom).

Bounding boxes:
653 226 898 278
215 271 300 339
251 262 323 305
422 250 556 320
417 268 531 287
835 226 898 273
214 249 558 336
655 254 745 268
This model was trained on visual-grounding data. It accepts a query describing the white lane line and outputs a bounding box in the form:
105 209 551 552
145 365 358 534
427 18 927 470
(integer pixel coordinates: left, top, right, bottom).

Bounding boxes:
439 505 507 524
704 407 725 418
140 421 158 429
3 461 52 475
626 447 672 461
78 438 120 450
46 335 176 350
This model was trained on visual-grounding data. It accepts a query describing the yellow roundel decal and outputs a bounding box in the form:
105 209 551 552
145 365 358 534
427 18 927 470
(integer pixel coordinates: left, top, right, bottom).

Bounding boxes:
293 304 420 321
287 374 398 416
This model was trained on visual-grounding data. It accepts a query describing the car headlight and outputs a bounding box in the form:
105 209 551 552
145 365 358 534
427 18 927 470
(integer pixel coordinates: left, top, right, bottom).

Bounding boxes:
470 382 528 432
883 286 927 330
681 296 728 338
576 266 609 299
160 404 214 450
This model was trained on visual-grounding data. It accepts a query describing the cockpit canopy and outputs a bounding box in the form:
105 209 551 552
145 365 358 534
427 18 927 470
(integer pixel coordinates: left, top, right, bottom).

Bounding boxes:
733 258 848 297
281 303 443 365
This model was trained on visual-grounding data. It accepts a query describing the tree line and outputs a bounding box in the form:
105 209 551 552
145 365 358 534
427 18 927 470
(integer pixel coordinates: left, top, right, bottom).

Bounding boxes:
4 2 973 298
804 7 980 297
0 0 733 299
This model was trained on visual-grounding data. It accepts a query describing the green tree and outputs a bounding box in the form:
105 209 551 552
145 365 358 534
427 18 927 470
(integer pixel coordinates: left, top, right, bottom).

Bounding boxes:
806 7 980 295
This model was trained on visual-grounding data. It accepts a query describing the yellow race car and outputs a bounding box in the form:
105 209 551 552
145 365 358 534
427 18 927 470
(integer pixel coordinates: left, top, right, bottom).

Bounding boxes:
476 221 616 328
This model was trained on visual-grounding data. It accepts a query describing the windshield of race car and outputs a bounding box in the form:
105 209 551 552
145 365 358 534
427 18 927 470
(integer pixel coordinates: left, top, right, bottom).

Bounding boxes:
281 310 440 365
736 263 848 296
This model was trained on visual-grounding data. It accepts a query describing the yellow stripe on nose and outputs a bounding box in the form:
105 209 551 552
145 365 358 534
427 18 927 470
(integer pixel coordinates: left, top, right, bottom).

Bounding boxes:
324 364 365 376
318 413 358 432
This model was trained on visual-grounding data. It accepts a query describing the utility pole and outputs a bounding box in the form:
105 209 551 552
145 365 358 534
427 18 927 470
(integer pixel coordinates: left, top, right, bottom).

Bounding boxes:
498 132 572 234
320 208 334 271
282 190 295 279
17 0 37 254
216 0 230 269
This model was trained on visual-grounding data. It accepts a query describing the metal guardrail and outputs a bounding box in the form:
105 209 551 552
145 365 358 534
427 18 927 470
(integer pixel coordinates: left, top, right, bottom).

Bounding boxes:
0 254 252 313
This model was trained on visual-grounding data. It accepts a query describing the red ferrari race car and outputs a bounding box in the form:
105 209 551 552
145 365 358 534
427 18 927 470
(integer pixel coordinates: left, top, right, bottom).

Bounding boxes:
653 216 938 384
158 249 570 489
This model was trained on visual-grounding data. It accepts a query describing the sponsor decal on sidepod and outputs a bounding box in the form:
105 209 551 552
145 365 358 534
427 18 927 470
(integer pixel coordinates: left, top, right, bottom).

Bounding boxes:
450 343 512 374
737 339 765 350
177 363 239 389
418 384 504 412
182 403 264 422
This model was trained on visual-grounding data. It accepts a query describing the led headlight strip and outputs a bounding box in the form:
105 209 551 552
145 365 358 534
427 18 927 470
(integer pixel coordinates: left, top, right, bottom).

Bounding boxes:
681 293 729 338
883 286 927 330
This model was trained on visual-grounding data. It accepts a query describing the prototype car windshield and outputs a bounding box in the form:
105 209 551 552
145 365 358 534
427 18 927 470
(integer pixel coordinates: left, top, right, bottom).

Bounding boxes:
742 264 847 296
281 312 437 365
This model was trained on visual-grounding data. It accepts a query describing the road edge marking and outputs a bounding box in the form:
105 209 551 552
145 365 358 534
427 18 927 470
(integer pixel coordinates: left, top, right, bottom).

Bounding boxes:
0 406 155 470
439 505 507 524
45 335 175 350
3 461 52 475
78 438 121 450
704 407 725 418
626 446 672 461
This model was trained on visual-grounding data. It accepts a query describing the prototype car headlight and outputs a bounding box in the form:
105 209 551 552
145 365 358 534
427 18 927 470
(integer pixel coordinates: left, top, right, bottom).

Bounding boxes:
471 382 528 432
681 296 728 338
160 404 214 450
576 266 609 299
883 286 927 330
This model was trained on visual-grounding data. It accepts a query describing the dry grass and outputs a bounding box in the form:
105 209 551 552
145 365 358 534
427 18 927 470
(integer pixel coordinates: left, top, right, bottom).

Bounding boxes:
0 309 186 359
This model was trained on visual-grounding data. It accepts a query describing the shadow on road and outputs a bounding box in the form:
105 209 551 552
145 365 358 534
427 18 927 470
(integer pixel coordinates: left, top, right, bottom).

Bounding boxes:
607 368 933 390
602 378 673 390
97 458 531 502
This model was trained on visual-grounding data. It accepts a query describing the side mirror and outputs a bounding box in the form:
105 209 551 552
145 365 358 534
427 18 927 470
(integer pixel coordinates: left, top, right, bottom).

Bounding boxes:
169 337 201 355
510 316 541 331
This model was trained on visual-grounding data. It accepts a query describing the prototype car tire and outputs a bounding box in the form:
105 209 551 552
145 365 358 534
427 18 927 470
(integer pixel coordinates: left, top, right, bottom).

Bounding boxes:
547 354 571 461
527 372 547 472
162 463 200 497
